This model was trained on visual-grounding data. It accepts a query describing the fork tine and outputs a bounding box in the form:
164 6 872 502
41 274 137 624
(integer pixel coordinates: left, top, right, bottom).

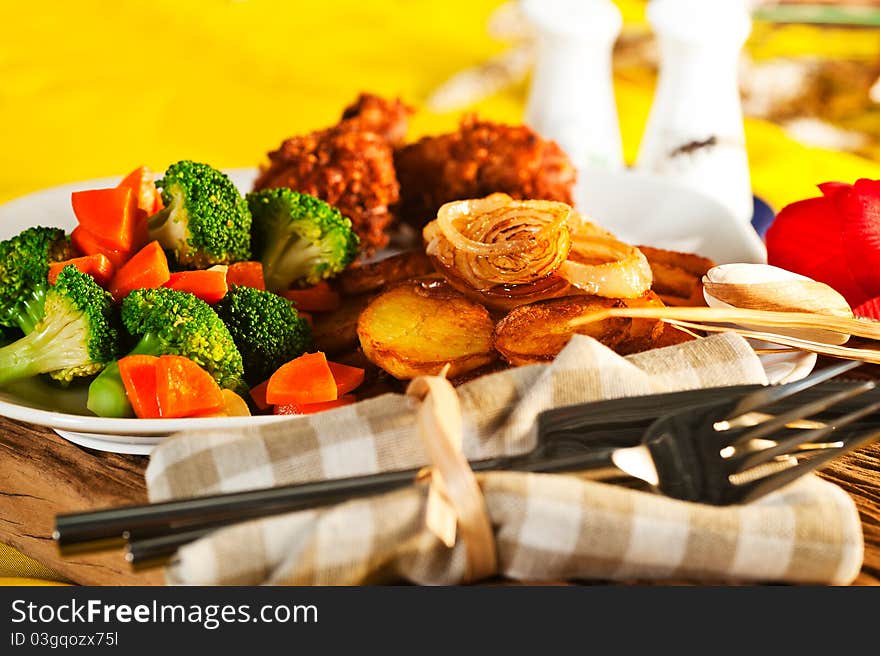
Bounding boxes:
728 381 876 446
735 398 880 472
735 427 880 504
725 360 863 420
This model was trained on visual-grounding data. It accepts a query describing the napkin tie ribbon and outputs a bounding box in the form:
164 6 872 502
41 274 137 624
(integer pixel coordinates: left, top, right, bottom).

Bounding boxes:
407 367 498 583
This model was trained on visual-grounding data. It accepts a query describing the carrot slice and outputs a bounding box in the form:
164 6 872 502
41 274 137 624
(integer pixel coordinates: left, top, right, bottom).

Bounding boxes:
48 254 115 287
118 354 161 419
163 269 228 304
70 226 131 269
155 355 225 418
226 261 266 290
273 395 356 415
109 241 170 301
71 187 139 252
117 167 162 253
328 361 365 395
282 281 340 312
249 378 271 412
266 351 337 405
193 389 252 417
118 166 161 217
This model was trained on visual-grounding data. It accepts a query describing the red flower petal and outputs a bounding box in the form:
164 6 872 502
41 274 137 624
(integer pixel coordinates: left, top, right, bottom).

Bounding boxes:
853 296 880 321
818 181 852 198
766 180 880 307
839 179 880 306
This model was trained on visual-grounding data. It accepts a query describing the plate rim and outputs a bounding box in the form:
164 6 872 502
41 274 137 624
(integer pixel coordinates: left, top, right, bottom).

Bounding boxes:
0 396 292 435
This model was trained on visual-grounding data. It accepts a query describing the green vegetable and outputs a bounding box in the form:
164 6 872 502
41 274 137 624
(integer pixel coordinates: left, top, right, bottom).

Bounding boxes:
87 288 245 417
214 285 313 385
149 160 252 269
247 188 358 292
0 266 120 387
0 227 73 334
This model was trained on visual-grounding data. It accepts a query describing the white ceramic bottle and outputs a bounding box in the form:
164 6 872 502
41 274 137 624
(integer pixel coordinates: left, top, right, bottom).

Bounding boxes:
522 0 624 171
636 0 754 224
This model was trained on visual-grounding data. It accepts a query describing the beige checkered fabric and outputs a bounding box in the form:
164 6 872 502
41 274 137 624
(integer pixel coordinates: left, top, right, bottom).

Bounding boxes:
146 334 864 585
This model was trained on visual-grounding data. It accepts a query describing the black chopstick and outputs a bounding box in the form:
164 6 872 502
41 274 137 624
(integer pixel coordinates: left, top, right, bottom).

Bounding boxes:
126 526 217 570
55 454 519 552
56 450 621 561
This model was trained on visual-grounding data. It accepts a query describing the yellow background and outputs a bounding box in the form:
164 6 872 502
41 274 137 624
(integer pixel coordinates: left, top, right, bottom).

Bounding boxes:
3 0 880 208
2 0 880 583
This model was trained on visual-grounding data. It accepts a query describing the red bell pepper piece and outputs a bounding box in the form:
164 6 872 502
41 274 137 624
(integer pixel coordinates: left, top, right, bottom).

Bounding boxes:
71 187 139 252
70 226 131 270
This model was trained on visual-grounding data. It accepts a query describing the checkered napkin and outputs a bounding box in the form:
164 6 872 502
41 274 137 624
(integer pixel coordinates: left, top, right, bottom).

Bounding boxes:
146 333 864 585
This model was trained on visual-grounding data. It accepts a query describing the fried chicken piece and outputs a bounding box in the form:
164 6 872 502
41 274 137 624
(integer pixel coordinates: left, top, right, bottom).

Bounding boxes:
394 116 577 228
340 93 413 147
254 94 408 253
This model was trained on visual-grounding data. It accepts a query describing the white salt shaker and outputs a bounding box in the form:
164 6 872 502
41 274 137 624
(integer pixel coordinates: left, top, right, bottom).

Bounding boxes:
522 0 624 171
636 0 754 224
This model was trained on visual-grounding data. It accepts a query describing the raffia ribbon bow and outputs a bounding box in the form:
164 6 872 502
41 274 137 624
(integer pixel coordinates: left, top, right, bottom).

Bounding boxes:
406 365 498 582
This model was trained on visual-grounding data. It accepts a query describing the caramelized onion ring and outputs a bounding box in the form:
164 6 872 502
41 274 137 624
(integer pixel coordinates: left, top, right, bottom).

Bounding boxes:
560 234 653 299
425 194 572 289
429 253 575 311
424 193 652 305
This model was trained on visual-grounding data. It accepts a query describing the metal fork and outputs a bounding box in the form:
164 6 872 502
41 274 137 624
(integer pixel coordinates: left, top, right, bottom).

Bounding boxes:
538 359 880 504
608 377 880 505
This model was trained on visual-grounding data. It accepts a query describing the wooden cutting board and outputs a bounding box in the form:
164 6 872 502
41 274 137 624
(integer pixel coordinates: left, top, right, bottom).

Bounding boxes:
1 414 878 586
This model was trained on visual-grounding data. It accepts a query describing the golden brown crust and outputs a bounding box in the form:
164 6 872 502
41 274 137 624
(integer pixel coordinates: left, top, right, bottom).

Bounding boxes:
357 279 497 380
340 93 413 147
338 251 435 296
394 116 577 228
311 294 375 355
638 245 716 307
493 292 666 365
254 94 411 253
650 325 699 349
254 127 399 253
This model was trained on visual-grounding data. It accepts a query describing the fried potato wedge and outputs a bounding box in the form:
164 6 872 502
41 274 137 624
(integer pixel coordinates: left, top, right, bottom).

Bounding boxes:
637 245 715 276
494 292 666 365
650 324 698 348
357 279 496 379
338 251 435 296
311 294 374 354
638 245 716 307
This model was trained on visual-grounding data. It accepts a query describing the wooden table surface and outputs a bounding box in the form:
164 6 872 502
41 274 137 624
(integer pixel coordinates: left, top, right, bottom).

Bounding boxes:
1 415 879 586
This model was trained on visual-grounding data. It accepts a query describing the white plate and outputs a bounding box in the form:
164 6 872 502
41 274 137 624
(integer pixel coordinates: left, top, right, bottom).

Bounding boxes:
0 168 805 455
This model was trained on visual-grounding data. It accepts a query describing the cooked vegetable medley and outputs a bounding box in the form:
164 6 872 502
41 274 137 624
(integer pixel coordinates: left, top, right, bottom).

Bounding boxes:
0 163 364 418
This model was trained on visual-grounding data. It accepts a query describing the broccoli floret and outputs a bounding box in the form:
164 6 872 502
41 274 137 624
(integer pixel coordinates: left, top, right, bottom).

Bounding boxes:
247 188 358 292
87 287 245 417
148 161 251 269
0 266 121 387
0 227 73 334
214 285 312 385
